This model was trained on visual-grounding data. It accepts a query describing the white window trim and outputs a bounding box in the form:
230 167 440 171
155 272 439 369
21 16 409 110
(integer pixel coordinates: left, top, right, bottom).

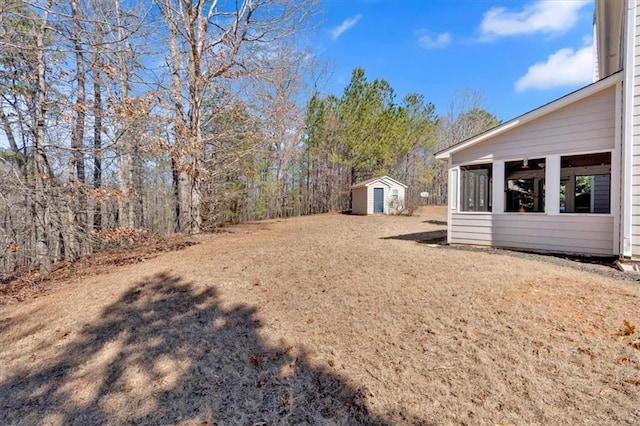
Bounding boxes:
558 151 613 215
458 163 493 213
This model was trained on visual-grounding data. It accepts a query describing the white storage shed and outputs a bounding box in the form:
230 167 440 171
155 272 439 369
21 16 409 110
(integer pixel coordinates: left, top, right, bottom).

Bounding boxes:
351 176 407 215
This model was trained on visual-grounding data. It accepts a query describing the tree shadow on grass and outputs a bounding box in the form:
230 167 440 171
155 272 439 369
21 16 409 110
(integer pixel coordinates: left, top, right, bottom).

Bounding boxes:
381 230 447 244
421 220 447 226
0 272 391 425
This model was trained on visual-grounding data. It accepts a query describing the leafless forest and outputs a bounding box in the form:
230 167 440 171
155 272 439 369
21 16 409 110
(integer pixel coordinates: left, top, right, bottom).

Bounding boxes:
0 0 499 275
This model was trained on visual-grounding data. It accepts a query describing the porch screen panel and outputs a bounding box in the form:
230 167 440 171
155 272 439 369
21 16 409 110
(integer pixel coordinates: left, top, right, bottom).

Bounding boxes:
460 164 492 212
505 157 546 212
560 152 611 214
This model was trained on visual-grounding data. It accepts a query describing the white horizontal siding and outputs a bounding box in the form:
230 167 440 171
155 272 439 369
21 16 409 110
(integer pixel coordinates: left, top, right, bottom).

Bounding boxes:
593 175 610 213
351 187 367 215
452 87 616 165
450 213 615 255
633 223 640 249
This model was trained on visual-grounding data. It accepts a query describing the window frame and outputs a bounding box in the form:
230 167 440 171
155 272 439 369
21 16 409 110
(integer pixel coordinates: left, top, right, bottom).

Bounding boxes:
559 152 611 215
504 157 546 213
459 163 493 212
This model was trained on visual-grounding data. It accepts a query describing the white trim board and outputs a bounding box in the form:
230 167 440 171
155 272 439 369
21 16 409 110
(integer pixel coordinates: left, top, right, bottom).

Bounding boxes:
435 71 623 160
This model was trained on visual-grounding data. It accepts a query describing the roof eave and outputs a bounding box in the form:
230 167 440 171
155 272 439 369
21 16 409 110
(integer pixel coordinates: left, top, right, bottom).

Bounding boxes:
350 175 408 189
434 71 623 160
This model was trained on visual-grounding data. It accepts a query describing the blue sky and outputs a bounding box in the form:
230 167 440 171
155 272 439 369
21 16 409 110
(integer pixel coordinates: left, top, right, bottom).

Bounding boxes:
312 0 595 122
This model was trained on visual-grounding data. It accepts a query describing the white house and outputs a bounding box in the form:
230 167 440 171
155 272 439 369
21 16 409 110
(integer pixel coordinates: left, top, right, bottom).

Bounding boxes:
435 0 640 258
351 176 407 215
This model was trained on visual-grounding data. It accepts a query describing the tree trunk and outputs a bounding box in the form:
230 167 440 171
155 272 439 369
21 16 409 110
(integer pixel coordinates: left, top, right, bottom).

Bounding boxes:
33 0 53 274
0 109 22 166
178 171 194 233
92 54 102 230
67 0 86 259
132 144 144 227
70 0 86 185
171 157 180 232
164 0 190 232
114 0 135 229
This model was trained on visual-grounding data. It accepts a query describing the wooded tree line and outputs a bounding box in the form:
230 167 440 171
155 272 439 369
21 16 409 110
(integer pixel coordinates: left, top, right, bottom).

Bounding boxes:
0 0 499 275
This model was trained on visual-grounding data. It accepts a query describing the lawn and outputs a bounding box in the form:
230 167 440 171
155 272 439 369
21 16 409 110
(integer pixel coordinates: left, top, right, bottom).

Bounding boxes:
1 207 639 425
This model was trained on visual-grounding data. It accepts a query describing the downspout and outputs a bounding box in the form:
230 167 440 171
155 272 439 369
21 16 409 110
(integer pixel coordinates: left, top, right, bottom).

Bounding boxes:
622 0 636 258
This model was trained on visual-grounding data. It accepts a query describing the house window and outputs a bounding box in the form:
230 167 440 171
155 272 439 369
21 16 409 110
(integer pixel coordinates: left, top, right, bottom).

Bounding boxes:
505 158 545 212
460 164 492 212
560 152 611 214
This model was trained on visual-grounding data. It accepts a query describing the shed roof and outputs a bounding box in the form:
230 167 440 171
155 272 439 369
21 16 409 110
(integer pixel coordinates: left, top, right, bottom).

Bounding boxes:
434 70 623 160
350 175 407 189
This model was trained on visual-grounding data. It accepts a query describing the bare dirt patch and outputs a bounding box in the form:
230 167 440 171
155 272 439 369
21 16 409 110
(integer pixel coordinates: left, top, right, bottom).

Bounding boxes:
1 206 639 425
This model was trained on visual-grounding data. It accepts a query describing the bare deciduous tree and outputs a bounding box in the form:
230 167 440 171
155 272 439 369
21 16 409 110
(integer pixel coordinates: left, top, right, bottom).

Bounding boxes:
425 88 501 205
157 0 317 233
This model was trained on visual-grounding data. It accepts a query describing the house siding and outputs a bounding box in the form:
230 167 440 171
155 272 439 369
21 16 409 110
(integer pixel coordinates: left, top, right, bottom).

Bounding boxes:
445 82 618 257
437 1 635 259
352 187 368 215
593 174 611 213
385 185 405 214
450 213 615 255
452 86 616 166
632 2 640 256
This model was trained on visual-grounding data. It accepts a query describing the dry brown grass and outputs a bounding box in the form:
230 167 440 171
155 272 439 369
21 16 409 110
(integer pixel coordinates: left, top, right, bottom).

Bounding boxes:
1 206 639 425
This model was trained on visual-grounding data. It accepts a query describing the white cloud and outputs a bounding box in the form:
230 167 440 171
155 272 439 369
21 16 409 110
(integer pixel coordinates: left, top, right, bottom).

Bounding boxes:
418 32 452 49
481 0 590 37
330 14 362 40
515 44 593 91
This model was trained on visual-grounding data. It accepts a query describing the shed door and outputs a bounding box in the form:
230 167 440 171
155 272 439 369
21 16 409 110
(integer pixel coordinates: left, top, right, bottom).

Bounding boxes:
373 188 384 213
